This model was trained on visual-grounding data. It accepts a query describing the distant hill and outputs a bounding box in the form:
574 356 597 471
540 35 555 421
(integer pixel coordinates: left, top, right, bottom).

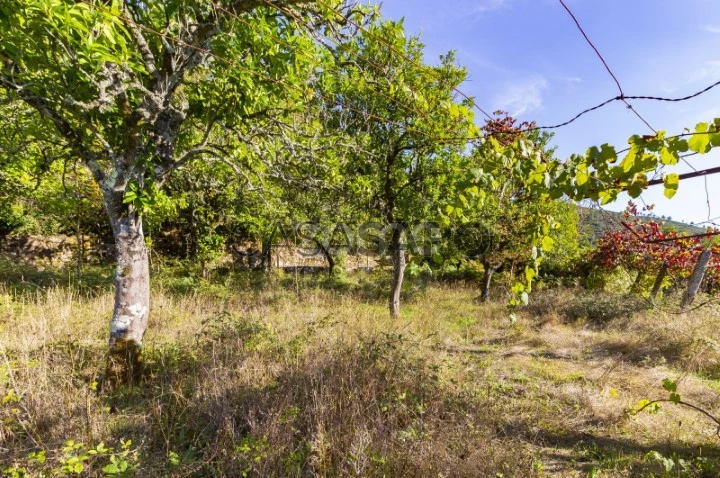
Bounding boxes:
577 206 704 245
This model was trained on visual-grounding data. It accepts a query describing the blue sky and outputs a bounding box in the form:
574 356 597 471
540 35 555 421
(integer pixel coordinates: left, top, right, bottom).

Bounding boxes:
379 0 720 225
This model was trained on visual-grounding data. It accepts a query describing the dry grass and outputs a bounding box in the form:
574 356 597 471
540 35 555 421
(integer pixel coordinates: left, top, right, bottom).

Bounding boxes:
1 271 720 477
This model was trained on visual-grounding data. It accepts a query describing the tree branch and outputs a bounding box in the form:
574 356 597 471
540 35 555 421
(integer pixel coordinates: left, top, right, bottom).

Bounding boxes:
0 73 108 186
226 0 315 15
122 10 160 81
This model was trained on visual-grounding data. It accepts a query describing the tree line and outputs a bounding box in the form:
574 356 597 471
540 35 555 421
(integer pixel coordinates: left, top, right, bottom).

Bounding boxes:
2 0 719 382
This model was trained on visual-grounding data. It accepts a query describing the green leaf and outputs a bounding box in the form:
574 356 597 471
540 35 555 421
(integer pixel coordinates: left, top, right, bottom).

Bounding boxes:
660 147 679 165
688 122 711 153
663 173 679 199
669 392 681 404
573 161 590 185
541 235 555 251
711 132 720 147
645 451 675 472
599 189 618 205
524 266 536 284
662 378 677 392
667 137 689 153
511 282 525 295
635 399 661 414
620 152 638 174
627 182 643 198
600 143 617 163
102 463 120 474
122 191 137 204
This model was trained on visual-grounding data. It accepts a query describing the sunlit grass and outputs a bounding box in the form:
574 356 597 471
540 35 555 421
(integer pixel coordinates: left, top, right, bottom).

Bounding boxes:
1 267 720 476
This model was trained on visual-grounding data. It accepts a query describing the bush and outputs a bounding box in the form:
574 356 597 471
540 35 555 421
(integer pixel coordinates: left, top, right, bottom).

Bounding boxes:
561 291 647 324
526 288 647 326
583 267 636 292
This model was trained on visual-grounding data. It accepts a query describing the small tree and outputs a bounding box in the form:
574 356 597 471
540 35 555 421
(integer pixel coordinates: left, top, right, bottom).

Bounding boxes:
449 113 578 302
0 0 355 380
326 20 478 317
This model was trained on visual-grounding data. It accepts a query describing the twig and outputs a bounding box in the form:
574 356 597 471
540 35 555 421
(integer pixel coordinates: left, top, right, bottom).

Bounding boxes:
635 399 720 439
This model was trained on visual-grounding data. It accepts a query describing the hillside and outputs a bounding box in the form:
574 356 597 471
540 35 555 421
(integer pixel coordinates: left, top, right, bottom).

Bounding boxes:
577 206 705 245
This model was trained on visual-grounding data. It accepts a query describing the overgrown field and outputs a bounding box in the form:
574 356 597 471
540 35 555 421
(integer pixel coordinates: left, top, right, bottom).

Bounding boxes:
2 264 720 477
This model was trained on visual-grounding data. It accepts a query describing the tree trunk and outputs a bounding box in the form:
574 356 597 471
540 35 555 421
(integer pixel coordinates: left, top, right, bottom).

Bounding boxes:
261 239 271 271
75 230 84 279
313 238 335 275
481 261 500 303
389 226 406 319
75 205 83 279
104 201 150 386
261 227 277 272
649 262 668 301
630 270 646 294
682 249 712 308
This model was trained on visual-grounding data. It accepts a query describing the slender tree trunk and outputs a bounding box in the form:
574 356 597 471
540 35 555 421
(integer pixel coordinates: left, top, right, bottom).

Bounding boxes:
261 239 270 271
75 230 83 279
104 198 150 385
631 270 646 294
650 262 668 301
481 261 500 303
389 226 406 319
261 227 276 272
325 248 335 275
682 249 712 308
313 238 335 275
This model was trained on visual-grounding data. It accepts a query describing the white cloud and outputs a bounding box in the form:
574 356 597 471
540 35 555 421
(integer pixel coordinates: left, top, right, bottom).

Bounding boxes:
702 25 720 33
395 0 513 32
466 0 510 16
494 75 548 116
455 48 510 73
686 60 720 84
560 76 581 84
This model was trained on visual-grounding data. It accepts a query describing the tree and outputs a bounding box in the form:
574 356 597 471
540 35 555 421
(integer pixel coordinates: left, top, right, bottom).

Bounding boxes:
283 188 351 275
263 118 351 274
0 0 355 380
326 19 478 317
448 111 720 318
592 204 720 300
465 113 581 301
153 158 277 275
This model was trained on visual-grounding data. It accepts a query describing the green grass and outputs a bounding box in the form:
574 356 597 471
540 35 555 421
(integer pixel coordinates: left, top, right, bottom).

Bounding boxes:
1 262 720 476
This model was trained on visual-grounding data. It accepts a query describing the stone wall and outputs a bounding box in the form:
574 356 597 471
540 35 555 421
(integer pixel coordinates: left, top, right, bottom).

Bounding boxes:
0 234 114 267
